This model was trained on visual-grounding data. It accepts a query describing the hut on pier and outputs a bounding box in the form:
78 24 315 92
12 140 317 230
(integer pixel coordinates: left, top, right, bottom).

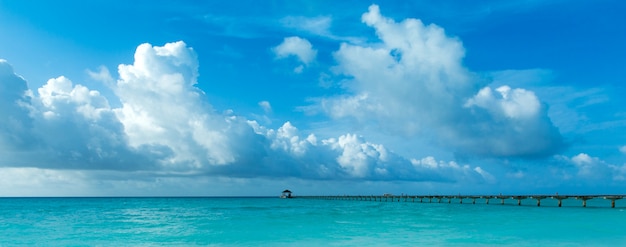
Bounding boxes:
280 189 293 198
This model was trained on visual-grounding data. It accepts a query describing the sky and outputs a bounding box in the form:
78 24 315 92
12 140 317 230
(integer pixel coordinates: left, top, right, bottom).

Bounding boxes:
1 0 625 196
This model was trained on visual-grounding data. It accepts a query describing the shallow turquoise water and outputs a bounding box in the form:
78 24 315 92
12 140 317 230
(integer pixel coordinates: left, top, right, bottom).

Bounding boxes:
1 197 625 246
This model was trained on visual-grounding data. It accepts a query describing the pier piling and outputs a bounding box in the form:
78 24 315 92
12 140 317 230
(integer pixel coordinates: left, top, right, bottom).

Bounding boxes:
496 196 507 205
551 196 569 207
512 196 528 206
604 196 623 208
483 196 493 204
532 196 547 207
576 196 594 207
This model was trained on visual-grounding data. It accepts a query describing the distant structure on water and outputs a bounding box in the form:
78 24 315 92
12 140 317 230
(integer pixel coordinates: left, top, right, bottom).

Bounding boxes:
280 189 293 198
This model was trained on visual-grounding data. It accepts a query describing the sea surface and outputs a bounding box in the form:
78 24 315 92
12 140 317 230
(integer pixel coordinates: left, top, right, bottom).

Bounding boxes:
1 196 625 246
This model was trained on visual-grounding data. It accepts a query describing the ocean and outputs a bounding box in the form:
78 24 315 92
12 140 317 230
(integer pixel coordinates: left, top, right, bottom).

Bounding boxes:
1 197 625 246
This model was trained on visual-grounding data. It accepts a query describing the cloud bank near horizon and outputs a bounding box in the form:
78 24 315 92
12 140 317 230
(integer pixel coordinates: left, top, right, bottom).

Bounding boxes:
0 42 487 184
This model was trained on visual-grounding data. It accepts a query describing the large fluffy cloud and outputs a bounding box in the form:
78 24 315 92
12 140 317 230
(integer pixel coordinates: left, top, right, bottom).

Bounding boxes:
0 42 490 185
315 5 563 158
0 59 158 170
0 60 33 151
114 41 238 169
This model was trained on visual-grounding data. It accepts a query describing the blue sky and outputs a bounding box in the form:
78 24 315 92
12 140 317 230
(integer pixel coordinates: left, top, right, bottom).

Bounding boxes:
1 0 625 196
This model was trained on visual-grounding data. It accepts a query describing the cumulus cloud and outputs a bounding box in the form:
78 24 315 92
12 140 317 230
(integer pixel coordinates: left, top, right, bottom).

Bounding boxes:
114 41 238 168
1 65 159 170
34 76 117 148
465 86 540 120
273 36 317 73
327 134 389 178
0 59 34 151
0 41 494 186
314 4 563 158
247 122 485 182
568 153 626 181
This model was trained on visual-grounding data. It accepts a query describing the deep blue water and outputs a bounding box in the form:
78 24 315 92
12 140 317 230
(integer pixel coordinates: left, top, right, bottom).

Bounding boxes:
1 197 625 246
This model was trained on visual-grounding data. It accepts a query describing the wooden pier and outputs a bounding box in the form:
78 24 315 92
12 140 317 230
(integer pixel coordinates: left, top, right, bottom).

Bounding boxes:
298 194 625 208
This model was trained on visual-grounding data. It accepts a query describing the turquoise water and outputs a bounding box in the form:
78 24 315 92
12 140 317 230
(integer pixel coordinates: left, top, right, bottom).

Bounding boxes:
1 197 625 246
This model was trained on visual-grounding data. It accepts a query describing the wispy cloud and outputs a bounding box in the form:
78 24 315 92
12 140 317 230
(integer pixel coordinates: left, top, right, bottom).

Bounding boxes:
280 16 332 37
258 100 272 113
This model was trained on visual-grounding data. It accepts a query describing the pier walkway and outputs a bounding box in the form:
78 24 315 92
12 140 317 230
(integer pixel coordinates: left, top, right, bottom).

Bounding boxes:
298 194 626 208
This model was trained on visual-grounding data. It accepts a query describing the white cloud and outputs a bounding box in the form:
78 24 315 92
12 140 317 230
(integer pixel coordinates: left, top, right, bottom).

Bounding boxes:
571 153 594 165
314 4 563 158
473 167 496 183
412 156 439 169
38 76 111 120
273 36 317 72
268 121 314 156
114 41 236 168
258 100 272 113
465 85 540 120
1 59 156 171
325 134 388 177
569 153 625 181
620 145 626 154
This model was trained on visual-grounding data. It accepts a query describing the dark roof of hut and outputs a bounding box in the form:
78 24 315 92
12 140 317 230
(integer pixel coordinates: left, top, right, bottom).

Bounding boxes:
282 189 292 193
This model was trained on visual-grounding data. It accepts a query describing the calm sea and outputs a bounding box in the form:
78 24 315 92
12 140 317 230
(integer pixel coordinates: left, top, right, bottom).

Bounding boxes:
1 197 625 246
